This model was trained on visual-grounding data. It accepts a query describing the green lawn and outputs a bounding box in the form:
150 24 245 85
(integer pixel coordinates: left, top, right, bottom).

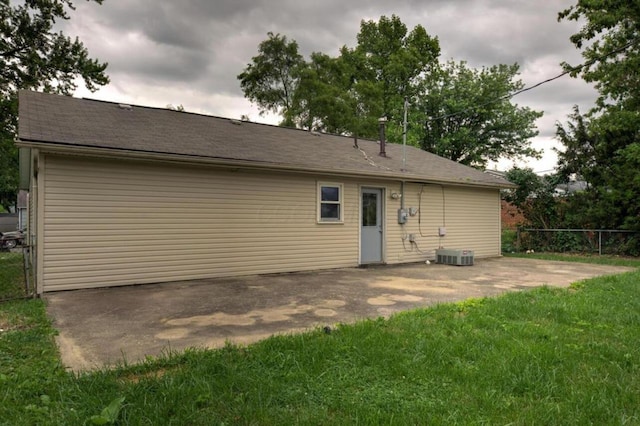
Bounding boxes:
1 258 639 424
506 251 640 268
0 252 29 300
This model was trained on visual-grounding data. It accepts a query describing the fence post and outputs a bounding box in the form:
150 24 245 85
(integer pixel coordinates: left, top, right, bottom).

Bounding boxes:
22 246 31 295
598 231 602 256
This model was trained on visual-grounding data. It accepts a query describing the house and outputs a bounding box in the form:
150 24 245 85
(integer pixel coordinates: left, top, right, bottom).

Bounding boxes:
501 200 525 229
0 213 18 233
484 170 526 229
18 90 514 294
555 180 587 196
17 190 28 231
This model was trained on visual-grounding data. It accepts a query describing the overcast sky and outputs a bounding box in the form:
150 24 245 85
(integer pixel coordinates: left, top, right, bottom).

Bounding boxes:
63 0 596 173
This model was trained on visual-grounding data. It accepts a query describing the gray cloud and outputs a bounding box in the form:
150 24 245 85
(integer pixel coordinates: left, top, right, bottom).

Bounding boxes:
62 0 594 171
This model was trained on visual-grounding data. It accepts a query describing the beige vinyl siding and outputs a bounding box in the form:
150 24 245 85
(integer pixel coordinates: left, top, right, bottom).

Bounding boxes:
39 154 502 292
41 155 359 291
386 183 500 263
33 150 45 294
438 186 501 256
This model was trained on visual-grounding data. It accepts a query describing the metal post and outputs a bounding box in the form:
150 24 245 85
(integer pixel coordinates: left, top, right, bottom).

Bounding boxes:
402 97 408 171
598 231 602 256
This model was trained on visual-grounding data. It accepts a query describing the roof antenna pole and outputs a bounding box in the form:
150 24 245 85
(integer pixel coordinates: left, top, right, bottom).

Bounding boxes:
402 96 408 171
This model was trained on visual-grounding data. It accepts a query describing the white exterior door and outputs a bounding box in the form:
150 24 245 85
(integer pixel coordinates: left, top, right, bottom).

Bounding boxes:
360 188 383 263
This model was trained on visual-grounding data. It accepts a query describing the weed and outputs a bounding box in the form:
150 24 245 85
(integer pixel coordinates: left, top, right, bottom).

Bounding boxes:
88 396 125 425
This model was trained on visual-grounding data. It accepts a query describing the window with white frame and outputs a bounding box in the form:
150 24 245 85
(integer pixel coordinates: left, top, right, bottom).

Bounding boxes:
317 182 343 223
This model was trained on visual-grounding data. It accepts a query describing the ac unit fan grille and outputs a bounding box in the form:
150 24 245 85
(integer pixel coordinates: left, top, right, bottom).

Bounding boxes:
435 249 474 266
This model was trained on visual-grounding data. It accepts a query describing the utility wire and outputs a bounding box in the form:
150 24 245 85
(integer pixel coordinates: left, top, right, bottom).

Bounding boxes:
425 38 639 124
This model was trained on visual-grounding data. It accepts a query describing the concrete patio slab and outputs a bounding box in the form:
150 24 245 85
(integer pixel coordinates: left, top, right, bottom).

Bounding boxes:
44 257 633 371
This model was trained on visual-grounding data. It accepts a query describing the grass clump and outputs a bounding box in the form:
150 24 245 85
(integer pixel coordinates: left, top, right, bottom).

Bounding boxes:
1 265 640 424
0 300 69 424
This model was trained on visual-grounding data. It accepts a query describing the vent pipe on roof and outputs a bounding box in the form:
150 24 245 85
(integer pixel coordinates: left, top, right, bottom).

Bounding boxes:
378 116 387 157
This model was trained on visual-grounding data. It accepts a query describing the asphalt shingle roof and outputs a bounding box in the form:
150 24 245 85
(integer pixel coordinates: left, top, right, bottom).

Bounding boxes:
18 90 513 188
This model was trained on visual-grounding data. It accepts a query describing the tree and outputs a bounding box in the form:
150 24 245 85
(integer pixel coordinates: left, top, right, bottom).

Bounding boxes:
239 15 542 169
555 106 595 181
0 0 109 212
556 106 640 230
237 32 304 127
417 61 542 168
290 52 354 133
556 1 640 231
340 15 440 139
239 15 440 136
559 1 640 110
503 167 560 230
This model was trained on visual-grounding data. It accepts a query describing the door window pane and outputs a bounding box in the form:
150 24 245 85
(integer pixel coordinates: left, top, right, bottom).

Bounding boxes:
362 193 377 226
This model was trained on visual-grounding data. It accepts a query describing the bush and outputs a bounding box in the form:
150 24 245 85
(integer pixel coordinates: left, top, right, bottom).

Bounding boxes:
501 229 517 253
519 229 640 256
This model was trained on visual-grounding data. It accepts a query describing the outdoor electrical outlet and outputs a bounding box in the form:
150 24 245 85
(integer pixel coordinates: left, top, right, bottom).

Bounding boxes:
408 233 415 242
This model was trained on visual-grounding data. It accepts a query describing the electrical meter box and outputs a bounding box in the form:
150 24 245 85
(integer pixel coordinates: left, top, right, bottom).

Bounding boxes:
397 208 408 224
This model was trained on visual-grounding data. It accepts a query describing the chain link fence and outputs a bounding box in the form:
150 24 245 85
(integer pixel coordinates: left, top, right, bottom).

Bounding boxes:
516 228 640 256
0 246 35 302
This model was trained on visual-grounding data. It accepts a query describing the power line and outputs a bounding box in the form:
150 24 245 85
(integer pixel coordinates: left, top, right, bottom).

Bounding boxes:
425 38 639 124
534 168 555 175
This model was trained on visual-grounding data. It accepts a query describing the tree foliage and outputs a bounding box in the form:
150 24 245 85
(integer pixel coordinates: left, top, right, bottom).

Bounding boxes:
341 15 440 139
417 61 542 168
292 52 357 133
556 1 640 231
556 107 640 230
0 0 109 211
237 32 303 127
238 15 541 168
503 167 561 230
559 0 640 110
504 0 640 252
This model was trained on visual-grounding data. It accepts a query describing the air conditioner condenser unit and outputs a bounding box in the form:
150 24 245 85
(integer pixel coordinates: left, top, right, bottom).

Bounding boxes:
436 249 474 266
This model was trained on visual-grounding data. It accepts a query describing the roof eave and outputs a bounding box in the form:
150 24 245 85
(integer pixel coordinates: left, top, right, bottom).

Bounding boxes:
17 138 515 189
